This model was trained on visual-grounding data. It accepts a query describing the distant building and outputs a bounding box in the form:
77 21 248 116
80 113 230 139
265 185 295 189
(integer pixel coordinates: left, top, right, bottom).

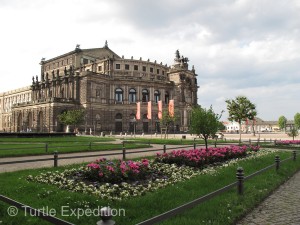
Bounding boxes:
0 42 198 133
223 117 294 133
223 121 240 133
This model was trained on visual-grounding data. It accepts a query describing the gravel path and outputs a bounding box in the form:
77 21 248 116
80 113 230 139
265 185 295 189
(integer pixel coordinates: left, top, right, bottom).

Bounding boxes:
0 144 192 173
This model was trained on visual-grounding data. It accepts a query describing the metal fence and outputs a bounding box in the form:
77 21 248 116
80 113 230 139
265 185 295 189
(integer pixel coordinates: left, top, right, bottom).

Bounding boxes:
0 151 296 225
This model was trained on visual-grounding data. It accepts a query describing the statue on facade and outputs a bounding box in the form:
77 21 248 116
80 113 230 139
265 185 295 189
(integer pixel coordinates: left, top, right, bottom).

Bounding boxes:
36 75 38 83
52 70 55 79
69 65 74 76
64 67 67 76
32 76 35 84
175 49 180 60
45 72 49 81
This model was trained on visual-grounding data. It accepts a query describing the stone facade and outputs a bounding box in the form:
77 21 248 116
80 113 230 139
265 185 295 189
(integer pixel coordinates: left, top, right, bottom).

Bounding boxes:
0 43 198 134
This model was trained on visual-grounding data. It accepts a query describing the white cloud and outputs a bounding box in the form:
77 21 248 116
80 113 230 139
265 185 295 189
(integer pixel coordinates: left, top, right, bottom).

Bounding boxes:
0 0 299 121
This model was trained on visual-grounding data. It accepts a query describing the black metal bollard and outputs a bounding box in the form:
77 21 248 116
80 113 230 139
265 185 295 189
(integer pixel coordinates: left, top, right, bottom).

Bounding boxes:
275 155 280 171
54 151 58 167
89 142 92 151
163 144 166 154
97 207 115 225
122 141 125 148
236 167 244 195
193 138 196 149
45 143 48 153
293 151 296 161
122 147 126 160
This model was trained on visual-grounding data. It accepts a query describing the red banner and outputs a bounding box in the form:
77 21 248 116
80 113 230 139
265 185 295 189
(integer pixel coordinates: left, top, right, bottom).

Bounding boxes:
136 102 140 120
158 100 162 119
169 99 174 117
147 101 152 119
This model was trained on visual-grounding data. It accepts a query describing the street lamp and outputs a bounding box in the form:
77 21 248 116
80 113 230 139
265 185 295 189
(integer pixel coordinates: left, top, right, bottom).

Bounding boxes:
133 118 136 138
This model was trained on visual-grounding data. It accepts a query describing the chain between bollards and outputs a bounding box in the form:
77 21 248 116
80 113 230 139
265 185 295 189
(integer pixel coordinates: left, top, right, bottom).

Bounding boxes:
275 155 280 171
54 151 58 167
236 167 244 195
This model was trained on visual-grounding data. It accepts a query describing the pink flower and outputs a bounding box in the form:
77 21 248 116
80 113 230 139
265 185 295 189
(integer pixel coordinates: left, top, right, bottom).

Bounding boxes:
141 159 149 167
87 163 100 169
106 165 115 172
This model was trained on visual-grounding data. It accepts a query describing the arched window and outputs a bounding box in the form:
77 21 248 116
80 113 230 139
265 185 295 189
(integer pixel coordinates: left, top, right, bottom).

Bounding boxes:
154 90 160 103
115 113 122 119
115 88 123 102
165 91 169 104
129 88 136 103
142 89 149 102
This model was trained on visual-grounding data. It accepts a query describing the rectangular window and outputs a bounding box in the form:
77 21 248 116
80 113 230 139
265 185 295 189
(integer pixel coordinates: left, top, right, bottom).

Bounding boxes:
98 66 102 71
142 66 146 72
134 65 138 71
157 69 160 74
162 70 165 75
83 58 89 64
125 64 130 70
116 64 121 69
150 67 153 73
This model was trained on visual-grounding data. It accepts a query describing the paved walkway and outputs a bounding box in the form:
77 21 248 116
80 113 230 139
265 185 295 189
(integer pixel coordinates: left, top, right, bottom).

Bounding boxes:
236 170 300 225
0 144 193 173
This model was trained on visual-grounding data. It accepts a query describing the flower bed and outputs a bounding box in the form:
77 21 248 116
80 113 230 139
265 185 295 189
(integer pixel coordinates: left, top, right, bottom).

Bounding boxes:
155 145 260 168
276 140 300 145
85 158 151 184
27 145 262 201
27 161 202 201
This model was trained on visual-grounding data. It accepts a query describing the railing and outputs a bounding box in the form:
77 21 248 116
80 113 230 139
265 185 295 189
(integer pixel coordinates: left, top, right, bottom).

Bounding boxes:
1 151 296 225
136 151 297 225
0 143 196 167
0 195 114 225
0 139 238 167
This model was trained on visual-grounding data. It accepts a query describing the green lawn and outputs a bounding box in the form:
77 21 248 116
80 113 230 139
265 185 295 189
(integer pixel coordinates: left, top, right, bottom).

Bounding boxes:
0 150 299 225
0 136 148 157
122 137 238 145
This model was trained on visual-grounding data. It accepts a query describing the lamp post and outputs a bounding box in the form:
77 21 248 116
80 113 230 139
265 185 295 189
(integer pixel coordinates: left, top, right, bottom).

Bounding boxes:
84 114 87 135
133 118 136 138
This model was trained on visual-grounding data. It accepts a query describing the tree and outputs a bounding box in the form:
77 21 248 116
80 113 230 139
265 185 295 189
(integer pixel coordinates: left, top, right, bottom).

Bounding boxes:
249 109 258 136
288 128 299 141
278 116 287 132
189 106 222 150
58 109 85 132
218 121 226 131
160 109 178 139
294 113 300 130
225 96 256 142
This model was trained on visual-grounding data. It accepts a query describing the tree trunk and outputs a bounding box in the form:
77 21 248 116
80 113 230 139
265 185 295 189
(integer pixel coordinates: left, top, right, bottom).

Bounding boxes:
239 121 242 143
252 121 256 136
204 137 208 150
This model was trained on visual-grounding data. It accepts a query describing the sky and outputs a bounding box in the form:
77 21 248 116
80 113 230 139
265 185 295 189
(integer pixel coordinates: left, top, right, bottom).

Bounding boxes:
0 0 299 121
